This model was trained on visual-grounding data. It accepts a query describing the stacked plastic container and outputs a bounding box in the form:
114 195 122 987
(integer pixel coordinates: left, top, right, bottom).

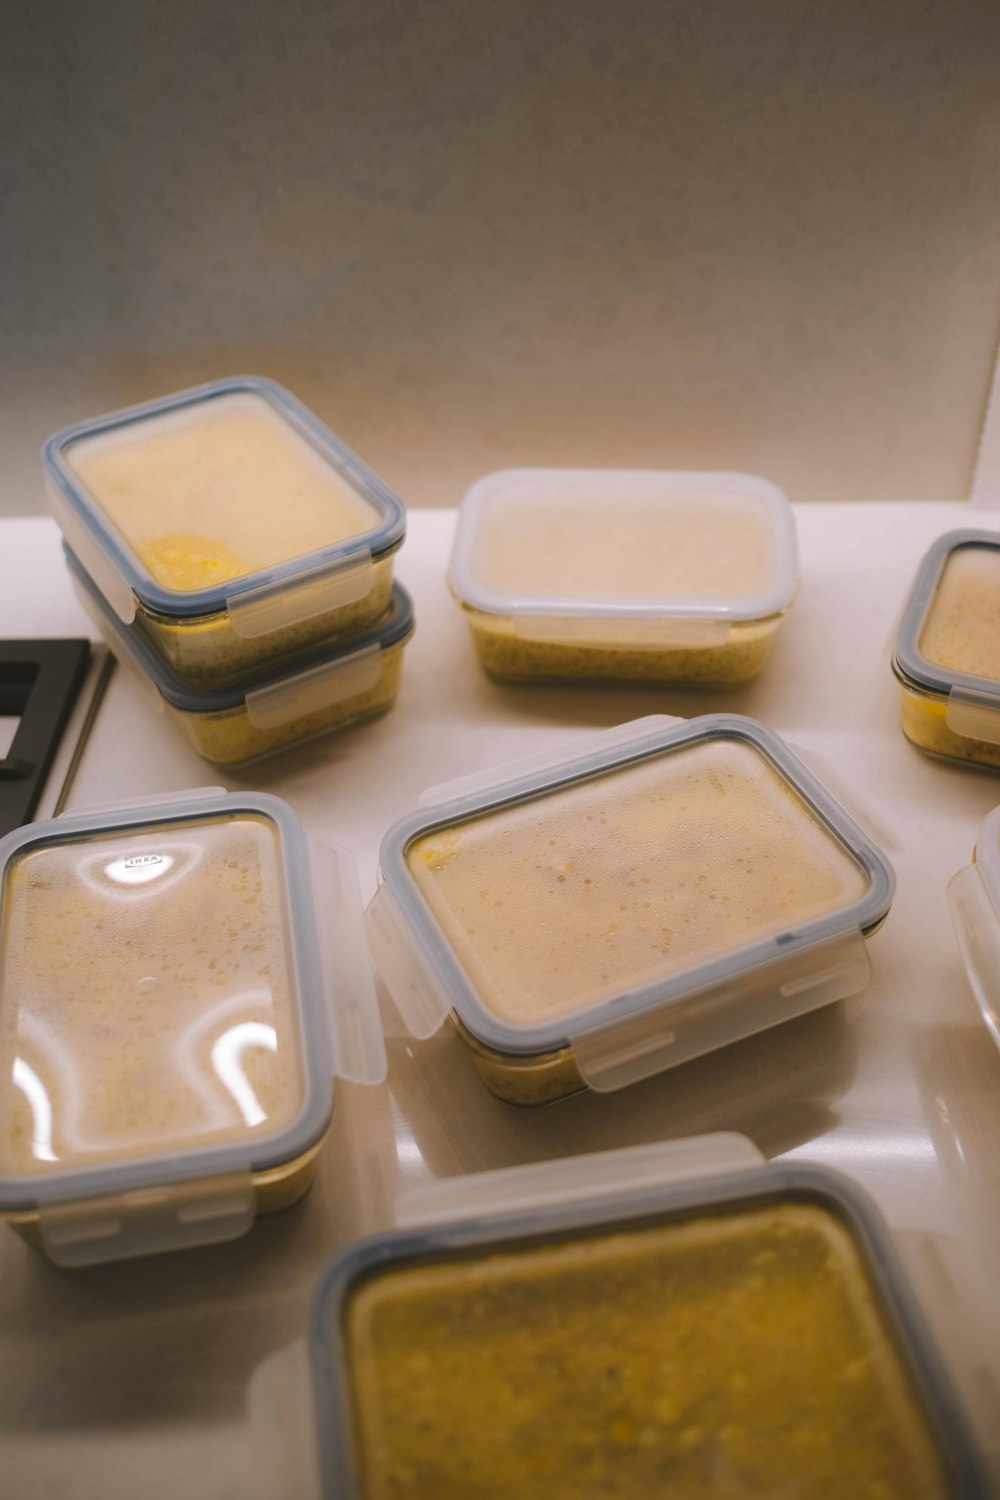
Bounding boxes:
44 377 414 765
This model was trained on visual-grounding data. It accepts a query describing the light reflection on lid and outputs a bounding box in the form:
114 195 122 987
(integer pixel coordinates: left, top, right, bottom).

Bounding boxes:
104 852 176 886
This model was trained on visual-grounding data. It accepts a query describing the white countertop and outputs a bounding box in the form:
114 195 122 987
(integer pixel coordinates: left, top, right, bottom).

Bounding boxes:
2 506 1000 1496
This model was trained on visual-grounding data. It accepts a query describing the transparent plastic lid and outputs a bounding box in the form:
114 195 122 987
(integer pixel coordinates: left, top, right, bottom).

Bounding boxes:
948 805 1000 1052
65 541 415 717
0 789 384 1217
449 469 799 626
304 1149 986 1500
370 716 895 1079
894 531 1000 743
44 378 406 621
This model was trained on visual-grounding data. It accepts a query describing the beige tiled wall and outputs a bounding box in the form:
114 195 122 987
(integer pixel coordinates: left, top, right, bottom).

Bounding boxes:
3 0 1000 515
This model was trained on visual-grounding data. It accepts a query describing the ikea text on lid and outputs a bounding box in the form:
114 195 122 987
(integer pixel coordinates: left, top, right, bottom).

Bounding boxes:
271 1139 985 1499
66 544 415 767
44 378 406 684
366 716 894 1104
448 470 798 684
0 789 384 1265
893 530 1000 770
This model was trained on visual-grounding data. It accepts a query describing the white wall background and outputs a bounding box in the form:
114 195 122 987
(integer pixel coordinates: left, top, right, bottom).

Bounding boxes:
3 0 1000 514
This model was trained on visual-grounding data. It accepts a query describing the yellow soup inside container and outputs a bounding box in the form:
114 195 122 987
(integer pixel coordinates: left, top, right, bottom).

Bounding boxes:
451 473 797 685
406 739 867 1029
342 1199 950 1499
918 546 1000 681
0 814 306 1176
64 392 398 683
66 393 380 593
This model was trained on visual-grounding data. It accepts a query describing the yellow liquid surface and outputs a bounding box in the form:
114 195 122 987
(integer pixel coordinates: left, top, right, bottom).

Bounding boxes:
918 545 1000 681
471 486 776 602
406 740 868 1025
344 1201 949 1500
67 393 380 592
0 814 304 1174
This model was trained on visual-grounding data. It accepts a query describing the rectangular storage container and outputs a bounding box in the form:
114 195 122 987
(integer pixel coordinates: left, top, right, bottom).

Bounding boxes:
366 715 895 1104
0 789 385 1265
893 530 1000 770
947 803 1000 1051
44 378 407 685
449 469 798 683
250 1136 986 1500
67 545 414 767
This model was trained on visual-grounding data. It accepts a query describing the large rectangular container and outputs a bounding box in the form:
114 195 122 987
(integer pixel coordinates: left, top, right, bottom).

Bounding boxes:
44 377 407 685
249 1136 987 1500
0 789 385 1264
366 715 895 1104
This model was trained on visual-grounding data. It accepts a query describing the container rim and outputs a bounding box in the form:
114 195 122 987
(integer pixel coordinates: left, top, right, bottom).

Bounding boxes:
377 714 896 1058
0 789 334 1211
306 1160 987 1500
449 468 799 624
43 376 407 620
65 542 415 712
972 805 1000 907
894 529 1000 700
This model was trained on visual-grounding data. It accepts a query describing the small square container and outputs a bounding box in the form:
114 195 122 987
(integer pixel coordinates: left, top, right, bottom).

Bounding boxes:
366 715 895 1104
947 804 1000 1051
449 469 798 683
250 1136 986 1499
0 788 386 1265
44 377 407 685
893 530 1000 770
67 545 415 767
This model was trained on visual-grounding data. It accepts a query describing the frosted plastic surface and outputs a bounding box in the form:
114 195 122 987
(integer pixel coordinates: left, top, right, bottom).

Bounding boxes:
918 546 1000 682
65 392 380 593
343 1202 948 1500
405 740 869 1027
467 475 781 606
0 813 305 1174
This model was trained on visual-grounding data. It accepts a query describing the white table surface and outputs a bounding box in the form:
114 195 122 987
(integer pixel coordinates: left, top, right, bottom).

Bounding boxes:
2 507 1000 1497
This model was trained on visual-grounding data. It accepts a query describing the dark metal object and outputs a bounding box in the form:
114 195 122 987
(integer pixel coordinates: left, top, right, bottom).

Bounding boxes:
0 640 90 837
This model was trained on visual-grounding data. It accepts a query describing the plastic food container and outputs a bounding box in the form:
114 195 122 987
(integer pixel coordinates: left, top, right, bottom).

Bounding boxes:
44 377 407 685
448 469 798 683
250 1135 987 1500
67 546 415 767
892 530 1000 770
366 715 895 1104
0 788 386 1265
948 804 1000 1051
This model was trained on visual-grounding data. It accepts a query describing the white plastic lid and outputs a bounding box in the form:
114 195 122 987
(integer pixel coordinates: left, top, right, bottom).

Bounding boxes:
449 469 799 632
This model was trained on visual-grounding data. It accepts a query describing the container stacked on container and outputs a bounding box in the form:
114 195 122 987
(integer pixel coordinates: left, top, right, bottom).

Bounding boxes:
45 377 414 765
